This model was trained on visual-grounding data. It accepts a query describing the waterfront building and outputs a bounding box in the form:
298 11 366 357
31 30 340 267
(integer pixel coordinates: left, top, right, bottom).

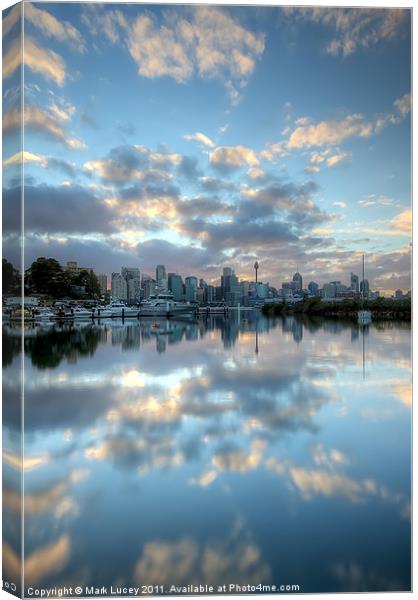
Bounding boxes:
185 276 198 302
292 271 303 292
111 273 128 300
323 282 336 299
308 281 319 296
97 274 108 295
128 278 141 303
197 287 205 305
350 272 359 293
221 267 242 306
168 273 184 301
204 285 215 305
156 265 167 290
122 267 140 281
360 279 370 295
142 276 157 299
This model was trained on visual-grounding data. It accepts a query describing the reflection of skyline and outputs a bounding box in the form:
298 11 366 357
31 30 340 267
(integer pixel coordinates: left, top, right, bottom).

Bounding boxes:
2 315 411 593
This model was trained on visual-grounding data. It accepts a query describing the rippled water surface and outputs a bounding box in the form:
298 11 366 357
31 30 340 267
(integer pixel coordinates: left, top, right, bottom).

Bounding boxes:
3 313 411 593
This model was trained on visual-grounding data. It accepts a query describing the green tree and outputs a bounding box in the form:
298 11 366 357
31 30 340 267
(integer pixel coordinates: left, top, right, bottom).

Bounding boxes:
2 258 20 294
74 269 101 298
27 257 69 297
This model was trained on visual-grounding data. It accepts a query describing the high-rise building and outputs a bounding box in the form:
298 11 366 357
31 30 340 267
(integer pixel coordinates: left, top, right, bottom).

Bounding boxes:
142 276 157 299
97 274 108 295
111 273 128 300
185 276 198 302
156 265 167 289
308 281 319 296
221 267 241 306
350 272 359 293
292 271 303 292
360 279 370 295
128 278 141 303
168 273 184 301
122 267 140 281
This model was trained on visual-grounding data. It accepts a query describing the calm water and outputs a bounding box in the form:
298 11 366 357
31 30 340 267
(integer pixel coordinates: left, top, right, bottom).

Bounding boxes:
3 313 411 594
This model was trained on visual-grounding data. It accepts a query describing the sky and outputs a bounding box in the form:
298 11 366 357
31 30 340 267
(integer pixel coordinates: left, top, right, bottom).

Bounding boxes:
2 2 412 294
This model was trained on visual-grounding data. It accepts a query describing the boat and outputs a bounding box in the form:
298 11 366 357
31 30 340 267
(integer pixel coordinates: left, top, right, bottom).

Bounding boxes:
139 292 195 317
108 301 140 318
92 306 113 319
357 254 372 325
33 307 55 321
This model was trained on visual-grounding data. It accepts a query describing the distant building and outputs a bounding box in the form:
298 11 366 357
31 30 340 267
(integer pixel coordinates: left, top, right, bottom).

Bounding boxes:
156 265 167 290
97 274 108 295
395 289 404 299
168 273 184 301
221 267 241 306
323 282 336 299
128 278 141 303
111 273 127 300
292 271 303 292
122 267 140 281
65 261 93 276
185 276 198 302
142 276 157 299
360 279 370 295
350 272 359 293
308 281 319 296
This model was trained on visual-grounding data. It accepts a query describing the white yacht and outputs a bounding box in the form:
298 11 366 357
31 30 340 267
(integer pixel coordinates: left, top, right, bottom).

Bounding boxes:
92 306 113 319
139 293 195 317
33 307 55 321
70 307 94 320
108 301 140 318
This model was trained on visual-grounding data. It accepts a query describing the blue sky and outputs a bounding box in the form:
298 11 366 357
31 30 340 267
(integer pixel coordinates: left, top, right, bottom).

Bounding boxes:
2 2 412 293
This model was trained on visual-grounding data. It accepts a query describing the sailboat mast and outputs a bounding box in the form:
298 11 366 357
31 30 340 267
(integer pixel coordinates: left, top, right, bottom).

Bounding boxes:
362 254 365 301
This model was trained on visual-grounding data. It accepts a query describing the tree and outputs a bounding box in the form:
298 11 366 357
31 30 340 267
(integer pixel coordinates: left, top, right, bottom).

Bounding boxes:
27 257 68 297
74 269 101 298
2 258 20 294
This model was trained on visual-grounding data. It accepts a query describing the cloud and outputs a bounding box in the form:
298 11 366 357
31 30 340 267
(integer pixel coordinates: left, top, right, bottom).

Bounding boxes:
184 132 215 148
394 93 411 117
3 36 67 87
3 106 85 150
3 184 115 235
3 151 78 178
284 7 409 57
288 114 373 149
25 2 85 51
126 6 264 104
81 5 128 44
210 145 259 171
391 209 411 235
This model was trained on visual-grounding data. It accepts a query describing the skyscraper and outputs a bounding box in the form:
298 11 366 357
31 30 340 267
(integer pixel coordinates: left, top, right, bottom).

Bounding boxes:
97 274 108 295
168 273 184 301
350 272 359 293
156 265 167 289
292 271 303 292
111 273 127 300
308 281 319 296
185 276 198 302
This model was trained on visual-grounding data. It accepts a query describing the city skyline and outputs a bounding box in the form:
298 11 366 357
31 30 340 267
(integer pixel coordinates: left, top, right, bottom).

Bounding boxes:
3 3 412 295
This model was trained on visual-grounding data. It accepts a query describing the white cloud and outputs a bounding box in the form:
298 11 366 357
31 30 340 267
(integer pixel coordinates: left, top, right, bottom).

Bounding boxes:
3 106 86 150
184 132 215 148
210 145 259 170
285 7 408 58
126 7 264 104
25 2 85 51
3 36 67 87
288 114 373 149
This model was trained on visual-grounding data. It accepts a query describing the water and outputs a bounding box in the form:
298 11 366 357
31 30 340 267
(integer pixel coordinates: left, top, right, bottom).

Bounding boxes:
3 313 411 594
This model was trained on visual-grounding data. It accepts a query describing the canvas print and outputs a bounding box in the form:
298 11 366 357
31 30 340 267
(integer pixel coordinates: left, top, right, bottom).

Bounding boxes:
2 2 412 597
